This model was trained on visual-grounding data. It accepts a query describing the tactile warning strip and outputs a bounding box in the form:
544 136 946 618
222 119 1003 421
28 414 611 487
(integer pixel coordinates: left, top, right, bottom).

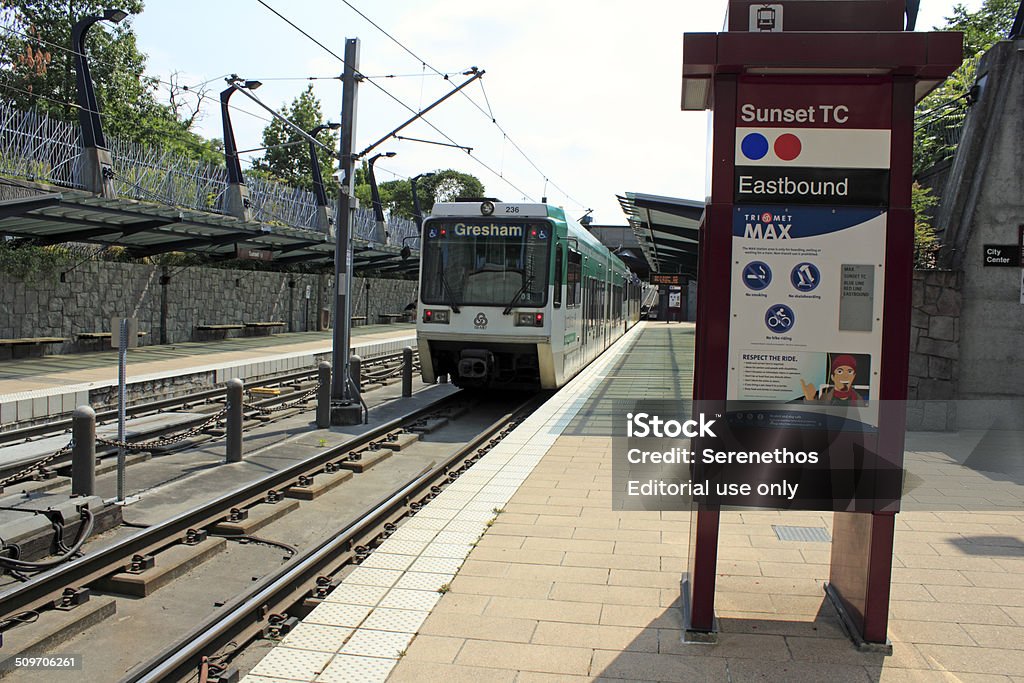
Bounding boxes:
240 323 646 683
772 525 832 542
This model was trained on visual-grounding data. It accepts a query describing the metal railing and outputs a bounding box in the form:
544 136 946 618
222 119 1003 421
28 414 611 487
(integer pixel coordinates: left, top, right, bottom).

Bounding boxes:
0 100 419 246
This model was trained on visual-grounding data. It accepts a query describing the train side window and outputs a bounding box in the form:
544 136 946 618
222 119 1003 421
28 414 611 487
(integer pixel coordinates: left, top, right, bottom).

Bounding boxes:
567 250 581 307
553 246 563 308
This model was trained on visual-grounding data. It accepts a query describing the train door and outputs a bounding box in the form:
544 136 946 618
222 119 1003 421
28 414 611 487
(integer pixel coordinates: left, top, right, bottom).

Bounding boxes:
567 248 582 372
604 266 611 349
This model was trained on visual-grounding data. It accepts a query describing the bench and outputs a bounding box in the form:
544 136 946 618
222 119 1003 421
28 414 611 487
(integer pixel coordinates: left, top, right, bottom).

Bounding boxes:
377 314 404 324
195 324 244 341
0 337 66 359
243 321 286 336
77 331 147 342
351 316 367 327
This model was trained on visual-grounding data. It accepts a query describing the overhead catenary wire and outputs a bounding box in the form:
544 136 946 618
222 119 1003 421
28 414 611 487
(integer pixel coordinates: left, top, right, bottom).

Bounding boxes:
255 0 536 201
2 12 536 203
0 26 278 132
336 0 588 209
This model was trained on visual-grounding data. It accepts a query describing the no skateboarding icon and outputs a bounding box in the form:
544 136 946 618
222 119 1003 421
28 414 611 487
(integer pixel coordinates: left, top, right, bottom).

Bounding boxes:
791 262 820 292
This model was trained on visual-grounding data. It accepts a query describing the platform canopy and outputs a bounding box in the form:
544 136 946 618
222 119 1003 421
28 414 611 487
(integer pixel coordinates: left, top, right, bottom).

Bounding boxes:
0 183 418 275
617 192 703 277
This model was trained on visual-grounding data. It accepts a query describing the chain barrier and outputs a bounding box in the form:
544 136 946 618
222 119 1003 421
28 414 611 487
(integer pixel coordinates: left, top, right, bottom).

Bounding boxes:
0 353 417 488
0 441 73 490
96 406 228 452
361 364 406 381
242 383 321 415
362 358 420 382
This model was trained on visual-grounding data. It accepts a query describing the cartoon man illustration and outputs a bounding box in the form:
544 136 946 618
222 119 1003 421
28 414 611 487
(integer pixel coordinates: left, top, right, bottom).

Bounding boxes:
800 354 864 405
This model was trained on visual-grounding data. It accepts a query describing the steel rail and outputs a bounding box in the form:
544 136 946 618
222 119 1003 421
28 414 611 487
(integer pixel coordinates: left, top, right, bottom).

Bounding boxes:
122 393 543 683
0 349 415 445
0 387 456 620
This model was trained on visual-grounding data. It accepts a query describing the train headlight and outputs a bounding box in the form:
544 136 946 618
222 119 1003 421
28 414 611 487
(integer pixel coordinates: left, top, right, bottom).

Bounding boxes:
423 309 450 324
515 312 543 327
480 200 495 216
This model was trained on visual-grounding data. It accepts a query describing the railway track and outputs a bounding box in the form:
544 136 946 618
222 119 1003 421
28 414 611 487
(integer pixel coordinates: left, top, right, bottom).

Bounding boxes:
0 350 419 487
124 393 542 683
0 389 541 681
0 350 417 446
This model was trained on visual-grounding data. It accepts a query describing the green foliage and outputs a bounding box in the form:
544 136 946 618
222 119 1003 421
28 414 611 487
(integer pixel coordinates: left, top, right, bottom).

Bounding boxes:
912 183 940 269
357 169 485 220
0 240 71 279
913 0 1018 174
251 85 338 196
940 0 1019 55
0 1 221 165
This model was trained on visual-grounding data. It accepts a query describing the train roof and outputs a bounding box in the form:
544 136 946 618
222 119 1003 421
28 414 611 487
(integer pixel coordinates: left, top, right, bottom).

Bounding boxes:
429 201 558 220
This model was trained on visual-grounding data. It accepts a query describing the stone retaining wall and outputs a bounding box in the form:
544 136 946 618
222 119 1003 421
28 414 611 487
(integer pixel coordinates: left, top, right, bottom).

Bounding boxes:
907 269 961 430
0 262 416 352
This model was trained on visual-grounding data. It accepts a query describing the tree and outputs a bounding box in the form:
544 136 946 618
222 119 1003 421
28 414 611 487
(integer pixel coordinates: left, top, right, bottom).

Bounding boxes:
913 0 1018 174
912 183 940 268
251 84 338 195
359 169 485 220
942 0 1019 55
0 0 222 165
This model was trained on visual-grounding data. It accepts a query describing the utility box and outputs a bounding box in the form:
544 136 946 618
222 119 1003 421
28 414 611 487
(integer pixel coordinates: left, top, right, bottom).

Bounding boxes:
110 317 139 349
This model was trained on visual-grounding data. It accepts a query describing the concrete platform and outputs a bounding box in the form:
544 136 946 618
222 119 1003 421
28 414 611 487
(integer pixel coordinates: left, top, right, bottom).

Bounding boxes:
238 321 1024 683
0 324 415 429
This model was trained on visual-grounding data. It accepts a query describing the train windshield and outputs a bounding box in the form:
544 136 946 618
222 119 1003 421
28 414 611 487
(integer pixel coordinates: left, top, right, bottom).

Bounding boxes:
421 220 551 308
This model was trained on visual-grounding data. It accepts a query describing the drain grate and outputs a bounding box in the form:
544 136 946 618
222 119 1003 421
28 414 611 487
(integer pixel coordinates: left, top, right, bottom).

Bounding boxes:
772 525 831 542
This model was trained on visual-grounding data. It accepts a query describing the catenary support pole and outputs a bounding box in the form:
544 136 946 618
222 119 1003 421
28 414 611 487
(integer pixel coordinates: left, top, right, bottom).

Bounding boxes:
330 37 362 425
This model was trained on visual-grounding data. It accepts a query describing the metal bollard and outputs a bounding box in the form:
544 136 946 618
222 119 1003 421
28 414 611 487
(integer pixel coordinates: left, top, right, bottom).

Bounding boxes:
349 354 362 389
317 362 332 428
401 348 413 395
226 378 244 463
402 346 413 397
71 405 96 496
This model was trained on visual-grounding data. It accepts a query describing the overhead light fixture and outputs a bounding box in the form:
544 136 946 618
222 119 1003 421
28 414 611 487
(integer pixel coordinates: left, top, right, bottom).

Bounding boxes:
103 8 129 22
243 80 262 90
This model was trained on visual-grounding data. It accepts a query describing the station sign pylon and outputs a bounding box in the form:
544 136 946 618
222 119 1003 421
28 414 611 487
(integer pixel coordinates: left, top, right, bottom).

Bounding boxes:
682 0 962 650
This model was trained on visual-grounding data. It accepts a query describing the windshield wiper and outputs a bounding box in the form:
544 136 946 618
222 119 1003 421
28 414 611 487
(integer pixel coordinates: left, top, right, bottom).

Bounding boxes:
503 276 534 315
439 269 460 313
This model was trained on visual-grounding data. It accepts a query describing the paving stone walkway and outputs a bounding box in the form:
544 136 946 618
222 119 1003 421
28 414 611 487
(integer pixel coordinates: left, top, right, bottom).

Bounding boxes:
392 322 1024 682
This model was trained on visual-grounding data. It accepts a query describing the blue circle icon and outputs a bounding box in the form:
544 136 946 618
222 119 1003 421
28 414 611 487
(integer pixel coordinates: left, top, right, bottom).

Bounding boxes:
741 133 769 160
742 261 772 291
790 262 821 291
765 304 795 334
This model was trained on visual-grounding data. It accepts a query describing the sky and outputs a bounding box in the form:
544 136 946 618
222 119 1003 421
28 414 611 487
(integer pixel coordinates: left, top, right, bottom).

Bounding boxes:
129 0 981 226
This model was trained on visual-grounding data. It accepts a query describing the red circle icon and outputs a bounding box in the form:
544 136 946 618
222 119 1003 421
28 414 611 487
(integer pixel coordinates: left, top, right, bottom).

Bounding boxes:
774 133 802 161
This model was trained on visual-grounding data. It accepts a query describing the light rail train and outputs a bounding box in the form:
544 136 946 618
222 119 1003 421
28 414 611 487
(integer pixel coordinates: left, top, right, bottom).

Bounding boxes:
416 199 642 389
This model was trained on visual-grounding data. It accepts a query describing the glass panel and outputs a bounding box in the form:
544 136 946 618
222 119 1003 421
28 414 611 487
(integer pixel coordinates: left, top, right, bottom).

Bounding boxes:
421 220 552 307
